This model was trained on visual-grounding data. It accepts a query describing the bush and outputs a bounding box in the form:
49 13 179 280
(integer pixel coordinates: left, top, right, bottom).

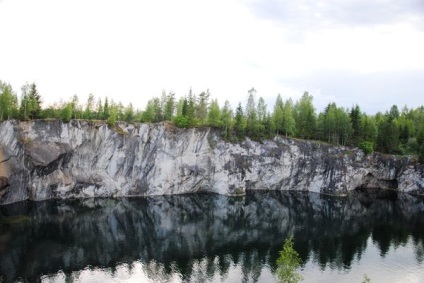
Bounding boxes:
174 115 188 128
60 104 72 123
359 141 374 154
276 235 303 283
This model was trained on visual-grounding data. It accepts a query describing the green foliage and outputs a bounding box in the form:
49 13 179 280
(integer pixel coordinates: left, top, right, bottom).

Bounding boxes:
19 82 42 120
0 81 18 120
60 103 73 123
376 115 400 154
124 103 135 122
276 235 303 283
163 91 175 121
318 102 351 145
208 99 221 127
294 92 316 140
282 99 296 138
174 115 188 128
107 107 117 127
27 83 42 119
234 102 245 138
84 93 95 120
197 90 210 125
273 94 285 135
2 79 424 160
419 144 424 164
245 88 257 137
220 100 233 139
359 141 374 154
350 105 362 145
103 97 110 120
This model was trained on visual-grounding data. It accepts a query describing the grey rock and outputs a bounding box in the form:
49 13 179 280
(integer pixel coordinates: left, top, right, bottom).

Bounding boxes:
0 119 423 204
0 176 8 192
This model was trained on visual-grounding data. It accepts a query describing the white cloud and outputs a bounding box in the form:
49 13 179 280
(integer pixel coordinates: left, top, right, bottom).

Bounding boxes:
0 0 423 113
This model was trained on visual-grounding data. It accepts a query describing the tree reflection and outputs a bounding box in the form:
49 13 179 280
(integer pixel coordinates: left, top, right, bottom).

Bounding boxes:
0 191 423 282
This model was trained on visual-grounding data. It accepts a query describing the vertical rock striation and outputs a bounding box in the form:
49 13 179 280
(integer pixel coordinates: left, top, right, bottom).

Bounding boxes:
0 120 423 204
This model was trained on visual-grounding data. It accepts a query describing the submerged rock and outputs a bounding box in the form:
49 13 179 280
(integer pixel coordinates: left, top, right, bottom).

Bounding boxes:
0 119 423 204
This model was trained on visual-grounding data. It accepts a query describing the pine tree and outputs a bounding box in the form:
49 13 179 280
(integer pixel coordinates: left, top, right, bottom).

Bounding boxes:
27 83 42 119
208 99 221 127
84 93 95 120
103 97 110 120
96 98 103 120
197 90 210 125
282 99 296 138
294 92 316 140
246 88 257 137
273 94 284 135
0 81 18 120
350 105 362 146
235 102 245 138
164 91 175 121
124 103 134 122
257 97 267 138
221 100 233 138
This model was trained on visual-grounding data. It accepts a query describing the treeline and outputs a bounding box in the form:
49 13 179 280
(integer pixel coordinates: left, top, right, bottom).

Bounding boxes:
1 80 424 160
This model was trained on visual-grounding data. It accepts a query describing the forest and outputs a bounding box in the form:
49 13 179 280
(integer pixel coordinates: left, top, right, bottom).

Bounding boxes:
1 80 424 161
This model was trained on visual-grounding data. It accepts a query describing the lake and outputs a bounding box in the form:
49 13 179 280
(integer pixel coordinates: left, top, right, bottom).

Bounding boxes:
0 190 423 283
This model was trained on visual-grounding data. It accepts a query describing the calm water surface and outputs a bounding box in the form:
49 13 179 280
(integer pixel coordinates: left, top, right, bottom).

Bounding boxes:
0 191 423 283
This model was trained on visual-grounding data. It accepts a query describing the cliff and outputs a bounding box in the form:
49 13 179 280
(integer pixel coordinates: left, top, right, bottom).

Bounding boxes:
0 120 423 204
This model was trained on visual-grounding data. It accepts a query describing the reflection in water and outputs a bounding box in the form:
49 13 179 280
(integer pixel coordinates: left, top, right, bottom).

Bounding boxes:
0 191 424 282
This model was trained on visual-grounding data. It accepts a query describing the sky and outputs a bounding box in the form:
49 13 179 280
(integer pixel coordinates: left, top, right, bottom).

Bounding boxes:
0 0 424 114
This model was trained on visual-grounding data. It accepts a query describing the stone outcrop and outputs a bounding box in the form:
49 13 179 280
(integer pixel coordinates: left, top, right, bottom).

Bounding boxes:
0 119 423 204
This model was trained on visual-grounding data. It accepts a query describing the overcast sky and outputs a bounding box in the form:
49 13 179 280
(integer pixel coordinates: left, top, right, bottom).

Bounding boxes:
1 0 423 114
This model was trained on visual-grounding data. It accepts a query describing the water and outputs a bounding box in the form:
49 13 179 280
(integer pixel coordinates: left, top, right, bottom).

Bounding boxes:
0 190 423 283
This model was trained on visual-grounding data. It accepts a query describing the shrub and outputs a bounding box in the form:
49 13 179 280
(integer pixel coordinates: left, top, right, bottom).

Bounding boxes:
359 141 374 154
276 235 303 283
174 115 188 128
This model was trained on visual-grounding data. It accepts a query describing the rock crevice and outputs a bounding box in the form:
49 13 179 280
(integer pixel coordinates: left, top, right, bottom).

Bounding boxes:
0 120 423 204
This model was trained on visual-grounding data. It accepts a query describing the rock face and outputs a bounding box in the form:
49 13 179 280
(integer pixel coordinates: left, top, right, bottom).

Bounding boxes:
0 120 423 204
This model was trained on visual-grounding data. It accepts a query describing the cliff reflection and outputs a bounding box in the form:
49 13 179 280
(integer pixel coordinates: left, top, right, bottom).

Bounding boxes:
0 191 423 282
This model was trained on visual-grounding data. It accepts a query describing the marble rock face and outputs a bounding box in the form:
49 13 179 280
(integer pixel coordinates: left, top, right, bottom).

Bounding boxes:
0 120 423 204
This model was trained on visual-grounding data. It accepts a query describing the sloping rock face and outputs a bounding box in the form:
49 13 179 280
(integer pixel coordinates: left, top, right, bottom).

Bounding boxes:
0 120 423 204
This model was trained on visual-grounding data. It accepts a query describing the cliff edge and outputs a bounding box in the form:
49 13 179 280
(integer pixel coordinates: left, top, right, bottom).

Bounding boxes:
0 120 423 204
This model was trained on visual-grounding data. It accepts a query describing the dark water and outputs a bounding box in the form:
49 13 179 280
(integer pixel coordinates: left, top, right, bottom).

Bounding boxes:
0 190 424 283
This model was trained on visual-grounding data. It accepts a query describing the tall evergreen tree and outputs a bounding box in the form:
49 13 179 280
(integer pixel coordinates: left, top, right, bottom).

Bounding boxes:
376 108 400 154
0 81 18 120
96 98 103 120
27 83 42 119
208 99 221 127
103 97 110 120
282 99 296 138
124 103 135 122
350 105 362 145
234 102 245 138
221 100 233 138
197 90 210 125
294 92 316 139
84 93 95 120
245 88 257 137
186 88 197 126
257 97 267 138
164 91 175 121
272 94 284 135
